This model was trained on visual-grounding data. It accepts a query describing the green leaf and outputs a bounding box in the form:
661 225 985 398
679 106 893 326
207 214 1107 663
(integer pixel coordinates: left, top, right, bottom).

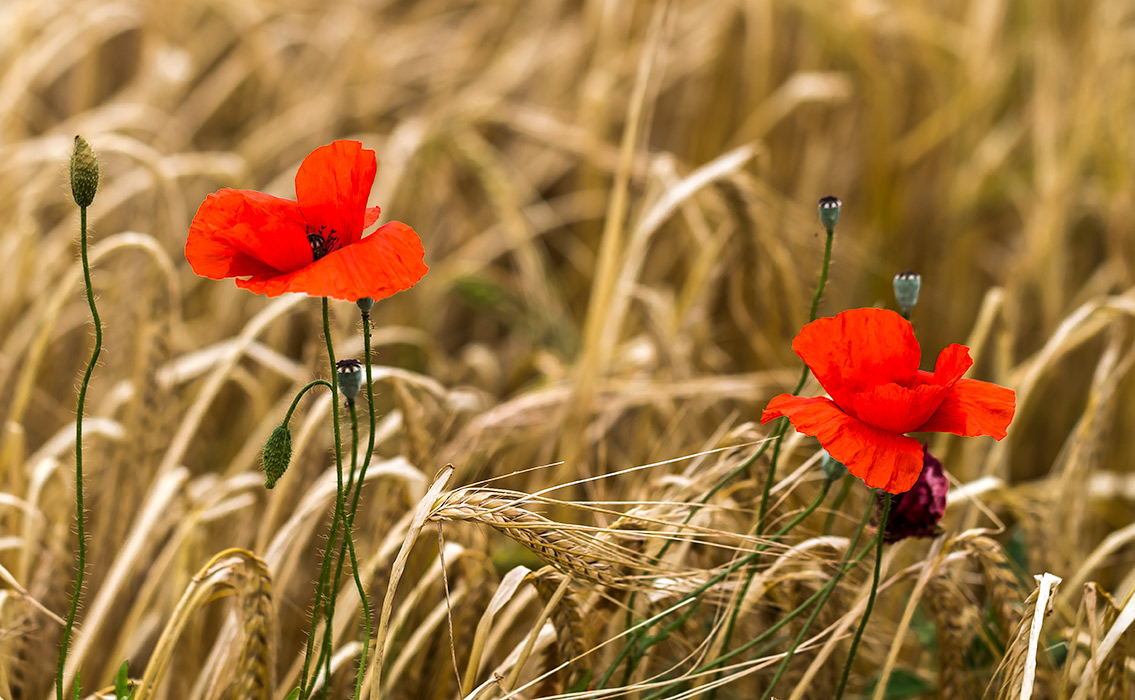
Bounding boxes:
115 660 129 697
284 688 302 700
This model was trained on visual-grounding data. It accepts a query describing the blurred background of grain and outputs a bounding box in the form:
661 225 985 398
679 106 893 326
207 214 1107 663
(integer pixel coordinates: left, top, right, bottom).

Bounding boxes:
1 0 1133 698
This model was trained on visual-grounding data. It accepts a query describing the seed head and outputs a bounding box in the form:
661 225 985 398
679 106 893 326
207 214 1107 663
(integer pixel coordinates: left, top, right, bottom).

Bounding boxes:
336 358 363 404
817 195 841 230
893 270 921 316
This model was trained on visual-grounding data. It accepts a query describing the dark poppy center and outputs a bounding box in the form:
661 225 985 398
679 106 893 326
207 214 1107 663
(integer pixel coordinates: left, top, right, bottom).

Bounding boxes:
307 225 339 261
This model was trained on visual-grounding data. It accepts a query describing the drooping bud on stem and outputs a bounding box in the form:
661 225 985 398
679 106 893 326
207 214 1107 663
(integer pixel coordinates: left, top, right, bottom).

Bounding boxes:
262 423 293 489
70 136 99 208
893 270 921 317
818 195 841 230
336 358 363 405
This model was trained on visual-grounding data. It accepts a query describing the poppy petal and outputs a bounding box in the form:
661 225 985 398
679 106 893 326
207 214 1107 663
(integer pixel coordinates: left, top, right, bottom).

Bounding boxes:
364 206 382 228
295 140 377 246
846 382 953 434
237 221 427 301
930 344 973 386
762 394 925 493
915 377 1016 439
186 188 311 278
792 308 921 410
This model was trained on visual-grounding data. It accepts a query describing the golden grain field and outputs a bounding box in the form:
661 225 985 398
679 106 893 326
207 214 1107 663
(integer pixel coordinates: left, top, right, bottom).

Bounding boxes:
1 0 1134 698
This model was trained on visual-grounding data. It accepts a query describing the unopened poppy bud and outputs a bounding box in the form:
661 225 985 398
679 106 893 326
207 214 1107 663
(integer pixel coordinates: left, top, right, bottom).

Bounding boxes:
818 195 841 230
879 444 947 543
336 358 363 404
820 450 848 482
893 270 921 316
262 423 293 489
70 136 100 208
356 297 374 315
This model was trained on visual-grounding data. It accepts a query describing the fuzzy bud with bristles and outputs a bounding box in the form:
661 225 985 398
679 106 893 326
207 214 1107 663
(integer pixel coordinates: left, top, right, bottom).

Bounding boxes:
336 358 363 404
818 195 841 230
262 423 293 489
893 270 921 316
70 135 99 207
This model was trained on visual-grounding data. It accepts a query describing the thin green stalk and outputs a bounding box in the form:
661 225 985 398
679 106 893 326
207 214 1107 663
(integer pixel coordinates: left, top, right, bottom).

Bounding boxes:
301 308 378 698
759 493 875 700
600 482 832 688
717 479 833 652
328 401 372 697
640 507 878 700
318 297 348 699
356 309 378 501
300 298 351 699
757 224 834 534
608 211 839 688
344 402 360 509
287 380 334 419
295 381 337 694
57 206 100 700
835 492 891 698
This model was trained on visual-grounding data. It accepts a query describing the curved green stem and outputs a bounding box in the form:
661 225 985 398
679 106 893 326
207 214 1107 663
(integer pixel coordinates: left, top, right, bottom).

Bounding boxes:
57 205 100 700
757 224 835 534
759 492 875 700
300 299 350 698
835 492 891 698
640 502 878 700
600 482 832 688
286 380 334 423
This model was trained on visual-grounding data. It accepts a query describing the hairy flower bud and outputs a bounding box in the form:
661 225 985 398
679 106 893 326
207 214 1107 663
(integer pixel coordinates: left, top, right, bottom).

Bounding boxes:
818 195 841 230
262 423 293 489
336 358 363 404
70 135 99 208
893 270 921 316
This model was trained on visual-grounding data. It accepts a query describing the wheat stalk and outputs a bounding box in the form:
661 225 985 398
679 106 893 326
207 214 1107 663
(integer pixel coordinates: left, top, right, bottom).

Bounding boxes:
430 488 626 589
924 575 977 700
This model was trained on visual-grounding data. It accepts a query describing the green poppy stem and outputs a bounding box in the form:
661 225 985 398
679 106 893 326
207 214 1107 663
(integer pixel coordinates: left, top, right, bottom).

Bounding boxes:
598 480 832 689
608 217 839 688
835 491 892 698
757 222 835 534
639 497 877 700
299 299 352 699
758 491 875 700
57 205 100 700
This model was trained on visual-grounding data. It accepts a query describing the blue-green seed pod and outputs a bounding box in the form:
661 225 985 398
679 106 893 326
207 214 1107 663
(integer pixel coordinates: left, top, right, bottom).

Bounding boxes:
894 270 921 316
263 423 293 489
821 450 848 482
70 135 99 208
356 297 375 315
818 195 841 230
337 358 363 404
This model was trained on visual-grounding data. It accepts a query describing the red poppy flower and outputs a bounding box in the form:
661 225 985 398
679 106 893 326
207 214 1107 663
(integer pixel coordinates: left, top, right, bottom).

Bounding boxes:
186 140 427 302
760 308 1015 494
